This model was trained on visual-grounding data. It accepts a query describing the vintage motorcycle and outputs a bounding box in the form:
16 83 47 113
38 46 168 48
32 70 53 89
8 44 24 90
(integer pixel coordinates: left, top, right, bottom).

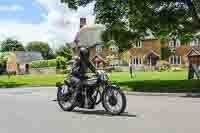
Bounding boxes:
56 70 127 115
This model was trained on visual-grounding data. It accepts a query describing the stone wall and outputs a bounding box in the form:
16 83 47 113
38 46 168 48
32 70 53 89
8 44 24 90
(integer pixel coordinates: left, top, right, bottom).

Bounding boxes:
30 67 57 75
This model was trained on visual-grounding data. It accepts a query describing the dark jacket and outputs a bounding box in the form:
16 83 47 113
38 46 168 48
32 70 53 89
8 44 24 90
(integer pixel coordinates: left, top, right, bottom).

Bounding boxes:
70 59 96 79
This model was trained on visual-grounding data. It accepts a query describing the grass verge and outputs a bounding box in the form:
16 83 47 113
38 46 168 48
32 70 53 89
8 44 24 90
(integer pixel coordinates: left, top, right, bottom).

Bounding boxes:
0 72 199 93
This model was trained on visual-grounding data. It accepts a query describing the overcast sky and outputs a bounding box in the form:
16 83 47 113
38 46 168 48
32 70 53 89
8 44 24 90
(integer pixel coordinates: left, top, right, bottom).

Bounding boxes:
0 0 95 48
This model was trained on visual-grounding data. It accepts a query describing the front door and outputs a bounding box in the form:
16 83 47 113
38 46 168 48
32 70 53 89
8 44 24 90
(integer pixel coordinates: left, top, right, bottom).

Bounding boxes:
147 56 158 66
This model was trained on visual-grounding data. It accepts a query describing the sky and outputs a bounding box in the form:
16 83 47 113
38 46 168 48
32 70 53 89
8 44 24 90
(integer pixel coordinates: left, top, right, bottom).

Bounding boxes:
0 0 95 48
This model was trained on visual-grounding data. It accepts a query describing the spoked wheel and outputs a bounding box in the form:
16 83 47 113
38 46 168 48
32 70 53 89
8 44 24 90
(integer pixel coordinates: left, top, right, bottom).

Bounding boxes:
57 84 75 111
102 87 126 115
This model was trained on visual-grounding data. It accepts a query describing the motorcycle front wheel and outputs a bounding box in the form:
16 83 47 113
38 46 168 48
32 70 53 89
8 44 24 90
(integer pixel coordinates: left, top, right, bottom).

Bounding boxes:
57 84 75 111
102 87 127 115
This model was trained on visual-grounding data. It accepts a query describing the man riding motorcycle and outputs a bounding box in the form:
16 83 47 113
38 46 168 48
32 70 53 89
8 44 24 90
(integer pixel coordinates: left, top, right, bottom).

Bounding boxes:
57 47 127 114
69 47 97 108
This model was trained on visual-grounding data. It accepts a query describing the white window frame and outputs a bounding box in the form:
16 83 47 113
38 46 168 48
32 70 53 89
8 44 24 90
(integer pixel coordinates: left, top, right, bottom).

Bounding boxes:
110 59 120 66
190 38 199 47
133 40 143 48
132 56 142 65
111 45 119 52
169 39 181 48
169 56 182 64
96 45 103 53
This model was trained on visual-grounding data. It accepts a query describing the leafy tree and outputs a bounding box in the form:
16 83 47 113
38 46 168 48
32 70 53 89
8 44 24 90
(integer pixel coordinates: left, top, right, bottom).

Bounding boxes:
61 0 200 51
55 43 72 61
0 38 25 52
26 41 55 59
0 53 9 74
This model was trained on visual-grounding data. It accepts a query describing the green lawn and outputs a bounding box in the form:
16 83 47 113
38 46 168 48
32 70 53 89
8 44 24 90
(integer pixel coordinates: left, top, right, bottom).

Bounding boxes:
109 72 200 92
0 72 199 93
0 74 65 87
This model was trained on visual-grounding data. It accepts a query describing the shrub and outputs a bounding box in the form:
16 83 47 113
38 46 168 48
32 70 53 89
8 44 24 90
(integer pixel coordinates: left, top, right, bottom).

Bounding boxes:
56 56 67 70
121 60 128 65
86 68 93 73
157 60 171 72
31 59 57 68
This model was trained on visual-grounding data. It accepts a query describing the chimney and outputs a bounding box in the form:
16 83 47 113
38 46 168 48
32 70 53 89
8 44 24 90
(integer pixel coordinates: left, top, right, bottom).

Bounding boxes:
80 17 86 29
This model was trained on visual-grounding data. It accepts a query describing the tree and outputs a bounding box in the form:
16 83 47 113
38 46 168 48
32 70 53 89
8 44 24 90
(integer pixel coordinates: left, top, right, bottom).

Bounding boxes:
0 52 9 74
0 38 25 52
61 0 200 51
55 43 72 61
26 41 55 59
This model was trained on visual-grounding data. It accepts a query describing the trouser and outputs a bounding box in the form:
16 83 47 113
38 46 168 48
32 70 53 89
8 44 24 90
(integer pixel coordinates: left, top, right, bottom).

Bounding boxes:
70 76 82 91
70 75 94 107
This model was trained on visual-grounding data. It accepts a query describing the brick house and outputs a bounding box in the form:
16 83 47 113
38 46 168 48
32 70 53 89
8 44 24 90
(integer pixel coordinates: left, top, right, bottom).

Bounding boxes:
127 37 200 70
6 51 43 74
73 18 200 69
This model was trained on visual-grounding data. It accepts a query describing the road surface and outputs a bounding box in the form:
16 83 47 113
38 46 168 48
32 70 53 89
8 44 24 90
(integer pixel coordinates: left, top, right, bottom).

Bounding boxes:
0 87 200 133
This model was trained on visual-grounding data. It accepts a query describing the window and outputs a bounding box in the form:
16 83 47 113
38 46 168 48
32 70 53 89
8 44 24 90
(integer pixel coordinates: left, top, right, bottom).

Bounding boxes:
111 45 119 52
133 40 142 48
132 56 142 65
96 45 102 53
169 39 181 48
169 56 182 64
110 59 120 66
190 38 199 46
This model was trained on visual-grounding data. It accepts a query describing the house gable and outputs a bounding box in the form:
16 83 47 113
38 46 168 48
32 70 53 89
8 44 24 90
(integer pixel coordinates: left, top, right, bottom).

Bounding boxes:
187 48 200 57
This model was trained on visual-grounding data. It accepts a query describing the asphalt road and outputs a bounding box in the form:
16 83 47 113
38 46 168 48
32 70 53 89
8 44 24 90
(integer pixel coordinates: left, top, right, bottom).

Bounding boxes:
0 87 200 133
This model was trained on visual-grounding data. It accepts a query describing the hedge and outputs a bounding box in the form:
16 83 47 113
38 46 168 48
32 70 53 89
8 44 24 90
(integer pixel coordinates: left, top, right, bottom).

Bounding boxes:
31 59 57 68
117 80 200 93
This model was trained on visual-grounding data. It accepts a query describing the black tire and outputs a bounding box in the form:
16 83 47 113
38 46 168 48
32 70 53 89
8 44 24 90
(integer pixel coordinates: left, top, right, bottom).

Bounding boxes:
57 85 75 111
102 87 127 115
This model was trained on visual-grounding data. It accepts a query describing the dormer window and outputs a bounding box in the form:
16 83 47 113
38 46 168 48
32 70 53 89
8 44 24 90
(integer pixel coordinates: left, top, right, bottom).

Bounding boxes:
133 40 142 48
190 38 199 47
111 45 119 52
96 45 103 53
169 39 181 48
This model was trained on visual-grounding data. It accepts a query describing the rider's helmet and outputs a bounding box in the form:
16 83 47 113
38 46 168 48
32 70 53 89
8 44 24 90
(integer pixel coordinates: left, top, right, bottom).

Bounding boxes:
79 47 90 63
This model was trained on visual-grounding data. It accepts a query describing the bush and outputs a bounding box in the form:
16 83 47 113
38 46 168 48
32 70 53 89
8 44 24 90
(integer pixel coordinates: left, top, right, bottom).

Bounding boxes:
56 56 67 70
31 59 57 68
157 60 171 72
121 60 128 65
